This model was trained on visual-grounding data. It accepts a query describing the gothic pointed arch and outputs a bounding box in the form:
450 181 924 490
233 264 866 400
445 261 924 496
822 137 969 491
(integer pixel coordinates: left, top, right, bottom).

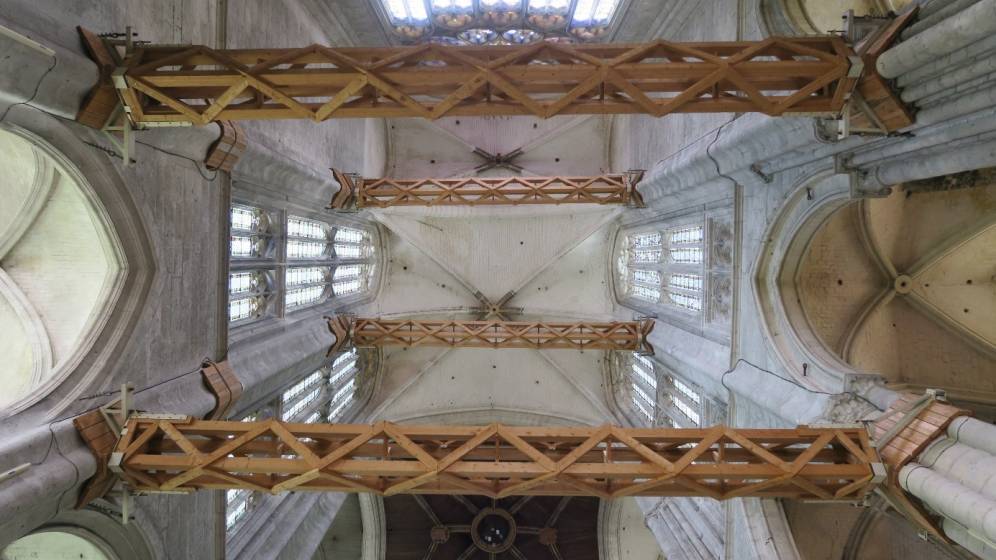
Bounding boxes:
0 112 154 420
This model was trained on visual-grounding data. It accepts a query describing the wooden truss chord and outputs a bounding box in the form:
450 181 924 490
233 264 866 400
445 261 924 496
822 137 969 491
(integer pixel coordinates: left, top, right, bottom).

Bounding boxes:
82 33 861 125
329 170 646 209
342 318 655 354
106 418 881 501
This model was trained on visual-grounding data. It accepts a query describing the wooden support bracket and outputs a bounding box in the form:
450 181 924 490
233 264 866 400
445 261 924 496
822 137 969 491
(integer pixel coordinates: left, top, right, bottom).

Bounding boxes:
204 121 247 172
201 359 244 420
845 8 918 134
326 315 355 357
329 168 359 211
870 391 972 543
76 27 120 129
72 408 121 508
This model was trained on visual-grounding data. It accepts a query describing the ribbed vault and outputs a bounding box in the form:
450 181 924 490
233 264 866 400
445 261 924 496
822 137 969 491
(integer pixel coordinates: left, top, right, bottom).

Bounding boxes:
796 181 996 410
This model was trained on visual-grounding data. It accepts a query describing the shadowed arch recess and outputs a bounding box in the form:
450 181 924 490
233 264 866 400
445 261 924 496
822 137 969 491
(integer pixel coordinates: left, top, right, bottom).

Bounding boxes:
0 126 124 414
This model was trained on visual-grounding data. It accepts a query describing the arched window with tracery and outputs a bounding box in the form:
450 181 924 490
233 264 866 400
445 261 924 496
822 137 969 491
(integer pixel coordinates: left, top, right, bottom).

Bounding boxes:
228 204 276 325
282 218 377 312
375 0 623 43
228 210 379 327
610 352 724 429
331 226 377 298
224 347 376 535
614 210 734 341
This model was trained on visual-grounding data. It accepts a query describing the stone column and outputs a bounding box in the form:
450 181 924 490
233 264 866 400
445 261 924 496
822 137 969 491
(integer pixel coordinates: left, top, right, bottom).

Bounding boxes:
877 0 996 79
898 416 996 558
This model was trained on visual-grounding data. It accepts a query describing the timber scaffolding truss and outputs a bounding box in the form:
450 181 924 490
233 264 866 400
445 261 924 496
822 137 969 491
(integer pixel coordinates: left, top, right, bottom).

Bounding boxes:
326 316 656 355
73 392 979 521
75 27 913 132
105 418 882 500
330 169 646 209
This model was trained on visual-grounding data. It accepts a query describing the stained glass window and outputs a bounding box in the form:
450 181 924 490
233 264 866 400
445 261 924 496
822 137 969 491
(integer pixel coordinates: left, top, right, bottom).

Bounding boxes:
287 217 325 239
617 221 708 316
670 375 701 404
231 206 259 232
670 247 703 264
384 0 430 22
632 355 657 389
286 267 327 287
667 291 701 312
287 239 325 259
286 285 325 309
226 489 253 530
380 0 620 43
632 383 654 408
230 205 267 259
281 371 325 421
671 395 700 425
632 397 653 421
229 297 260 322
334 227 366 244
229 271 256 295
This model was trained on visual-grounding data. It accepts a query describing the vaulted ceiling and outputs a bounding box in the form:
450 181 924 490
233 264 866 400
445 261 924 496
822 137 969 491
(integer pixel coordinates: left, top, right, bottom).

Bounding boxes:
353 101 638 424
384 495 600 560
797 180 996 413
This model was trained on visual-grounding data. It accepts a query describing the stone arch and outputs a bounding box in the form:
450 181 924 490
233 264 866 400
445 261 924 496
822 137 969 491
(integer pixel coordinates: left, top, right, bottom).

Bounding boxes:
0 111 154 420
597 497 665 560
783 495 961 559
760 0 914 35
754 170 863 392
795 181 996 414
1 499 160 560
756 166 996 411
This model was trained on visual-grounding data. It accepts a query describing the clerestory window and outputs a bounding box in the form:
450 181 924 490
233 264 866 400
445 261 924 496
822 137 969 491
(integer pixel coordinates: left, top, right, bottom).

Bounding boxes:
616 222 707 315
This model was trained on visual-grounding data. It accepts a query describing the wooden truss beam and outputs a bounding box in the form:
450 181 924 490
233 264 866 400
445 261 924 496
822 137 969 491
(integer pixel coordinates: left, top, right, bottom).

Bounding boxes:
330 170 645 209
108 418 881 500
85 34 861 124
331 317 655 354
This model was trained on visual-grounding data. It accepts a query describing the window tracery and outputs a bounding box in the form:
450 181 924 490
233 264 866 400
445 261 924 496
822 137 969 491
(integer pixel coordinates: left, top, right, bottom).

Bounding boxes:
614 211 734 339
230 205 271 259
280 371 325 421
228 207 378 326
612 352 723 429
377 0 622 44
228 204 277 325
228 270 271 323
225 402 276 532
327 348 361 421
225 349 369 534
226 489 256 531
